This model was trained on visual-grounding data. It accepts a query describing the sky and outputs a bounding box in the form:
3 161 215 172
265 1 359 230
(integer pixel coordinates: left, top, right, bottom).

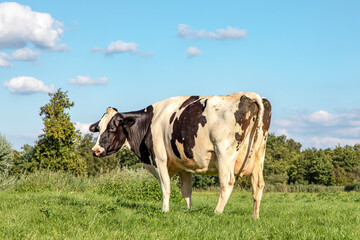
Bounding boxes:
1 1 360 150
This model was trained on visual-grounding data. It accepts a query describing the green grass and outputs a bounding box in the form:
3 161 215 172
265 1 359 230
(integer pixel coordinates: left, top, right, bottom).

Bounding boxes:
0 171 360 239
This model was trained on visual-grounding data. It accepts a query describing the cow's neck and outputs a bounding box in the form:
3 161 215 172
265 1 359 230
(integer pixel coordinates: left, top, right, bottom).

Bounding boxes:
121 105 155 166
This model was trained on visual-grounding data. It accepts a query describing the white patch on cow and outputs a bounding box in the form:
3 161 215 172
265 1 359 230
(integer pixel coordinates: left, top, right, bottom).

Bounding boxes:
121 139 131 150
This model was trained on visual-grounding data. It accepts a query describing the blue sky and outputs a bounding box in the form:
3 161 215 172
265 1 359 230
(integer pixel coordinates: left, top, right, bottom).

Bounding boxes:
1 1 360 150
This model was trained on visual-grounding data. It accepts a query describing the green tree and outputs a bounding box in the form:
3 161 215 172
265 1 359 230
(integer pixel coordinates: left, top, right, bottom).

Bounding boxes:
331 145 360 184
10 144 34 176
33 89 86 176
264 134 301 184
0 133 13 178
290 148 334 185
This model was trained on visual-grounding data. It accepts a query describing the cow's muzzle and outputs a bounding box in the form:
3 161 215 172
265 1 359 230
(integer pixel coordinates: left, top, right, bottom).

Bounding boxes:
92 147 106 157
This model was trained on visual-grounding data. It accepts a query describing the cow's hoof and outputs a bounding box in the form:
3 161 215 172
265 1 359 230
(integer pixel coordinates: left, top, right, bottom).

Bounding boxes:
214 209 223 214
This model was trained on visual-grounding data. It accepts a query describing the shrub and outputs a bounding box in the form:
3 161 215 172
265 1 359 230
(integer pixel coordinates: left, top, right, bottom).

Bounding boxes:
0 133 13 177
13 170 92 193
344 184 360 192
0 133 13 190
11 168 183 202
98 168 183 202
264 184 343 193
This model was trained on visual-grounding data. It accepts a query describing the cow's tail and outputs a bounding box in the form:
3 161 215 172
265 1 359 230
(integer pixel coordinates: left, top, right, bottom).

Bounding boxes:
238 92 264 175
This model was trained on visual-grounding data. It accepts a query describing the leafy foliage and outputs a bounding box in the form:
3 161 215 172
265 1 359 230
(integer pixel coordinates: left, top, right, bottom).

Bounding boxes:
264 133 301 184
11 169 182 202
265 134 360 186
32 89 86 176
11 144 34 176
0 133 13 178
97 168 182 202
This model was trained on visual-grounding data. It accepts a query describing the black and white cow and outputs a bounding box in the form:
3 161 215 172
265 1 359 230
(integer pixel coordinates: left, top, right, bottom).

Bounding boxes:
89 92 271 218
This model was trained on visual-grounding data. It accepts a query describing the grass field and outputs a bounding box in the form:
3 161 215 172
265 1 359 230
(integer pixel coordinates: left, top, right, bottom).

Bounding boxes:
1 188 360 239
1 170 359 239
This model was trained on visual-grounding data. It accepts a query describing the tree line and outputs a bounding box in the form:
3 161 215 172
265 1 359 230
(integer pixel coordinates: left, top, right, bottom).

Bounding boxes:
1 89 360 187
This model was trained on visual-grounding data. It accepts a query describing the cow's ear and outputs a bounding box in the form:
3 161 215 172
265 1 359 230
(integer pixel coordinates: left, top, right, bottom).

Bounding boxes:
122 117 136 128
89 121 100 132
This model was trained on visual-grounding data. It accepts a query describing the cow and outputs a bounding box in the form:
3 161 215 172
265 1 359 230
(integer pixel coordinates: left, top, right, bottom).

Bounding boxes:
89 92 271 218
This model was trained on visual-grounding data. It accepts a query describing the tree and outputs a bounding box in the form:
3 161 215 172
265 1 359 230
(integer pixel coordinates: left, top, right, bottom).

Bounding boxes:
264 134 301 184
10 144 34 176
0 133 13 178
33 89 86 176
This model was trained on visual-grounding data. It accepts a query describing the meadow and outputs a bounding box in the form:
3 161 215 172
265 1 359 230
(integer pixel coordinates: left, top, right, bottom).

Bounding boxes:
0 170 359 240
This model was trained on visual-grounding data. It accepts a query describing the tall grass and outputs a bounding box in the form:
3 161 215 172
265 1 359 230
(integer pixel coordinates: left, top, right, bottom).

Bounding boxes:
264 184 345 193
10 168 183 202
7 169 358 195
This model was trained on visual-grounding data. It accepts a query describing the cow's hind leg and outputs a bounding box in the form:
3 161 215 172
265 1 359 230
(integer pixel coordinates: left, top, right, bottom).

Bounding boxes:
214 152 237 214
179 171 192 209
251 160 265 218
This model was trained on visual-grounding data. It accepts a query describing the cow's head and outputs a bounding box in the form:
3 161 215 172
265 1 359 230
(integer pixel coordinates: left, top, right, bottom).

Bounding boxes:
89 107 135 157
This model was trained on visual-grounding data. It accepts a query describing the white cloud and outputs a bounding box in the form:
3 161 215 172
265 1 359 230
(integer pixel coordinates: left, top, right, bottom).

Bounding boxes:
272 108 360 149
3 76 54 94
91 47 103 52
178 24 246 40
308 137 360 149
11 48 40 62
349 120 360 127
105 40 138 55
0 48 40 66
0 53 13 67
0 2 69 51
274 128 290 137
308 110 338 125
69 76 108 86
93 40 153 57
186 46 202 57
137 50 155 58
75 122 91 135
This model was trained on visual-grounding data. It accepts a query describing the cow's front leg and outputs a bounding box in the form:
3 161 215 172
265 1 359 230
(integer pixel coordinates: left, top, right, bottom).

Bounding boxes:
179 171 192 209
251 161 265 219
157 162 171 212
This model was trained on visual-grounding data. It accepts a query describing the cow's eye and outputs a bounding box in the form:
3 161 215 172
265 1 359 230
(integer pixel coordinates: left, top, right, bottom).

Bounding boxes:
110 125 116 132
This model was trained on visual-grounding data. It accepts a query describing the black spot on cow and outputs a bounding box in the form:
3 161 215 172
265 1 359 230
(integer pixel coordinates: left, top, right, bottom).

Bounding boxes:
234 96 258 144
171 98 207 159
235 132 241 150
169 112 176 124
123 105 157 167
179 96 200 110
262 98 272 136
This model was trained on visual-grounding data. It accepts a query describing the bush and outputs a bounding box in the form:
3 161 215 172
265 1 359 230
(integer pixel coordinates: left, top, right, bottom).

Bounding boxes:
98 168 183 202
13 170 92 193
10 168 183 202
0 133 13 178
344 184 360 192
192 175 219 189
264 184 344 193
0 133 13 190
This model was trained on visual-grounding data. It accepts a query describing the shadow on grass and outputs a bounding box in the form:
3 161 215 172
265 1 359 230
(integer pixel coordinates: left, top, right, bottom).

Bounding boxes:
116 198 160 215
